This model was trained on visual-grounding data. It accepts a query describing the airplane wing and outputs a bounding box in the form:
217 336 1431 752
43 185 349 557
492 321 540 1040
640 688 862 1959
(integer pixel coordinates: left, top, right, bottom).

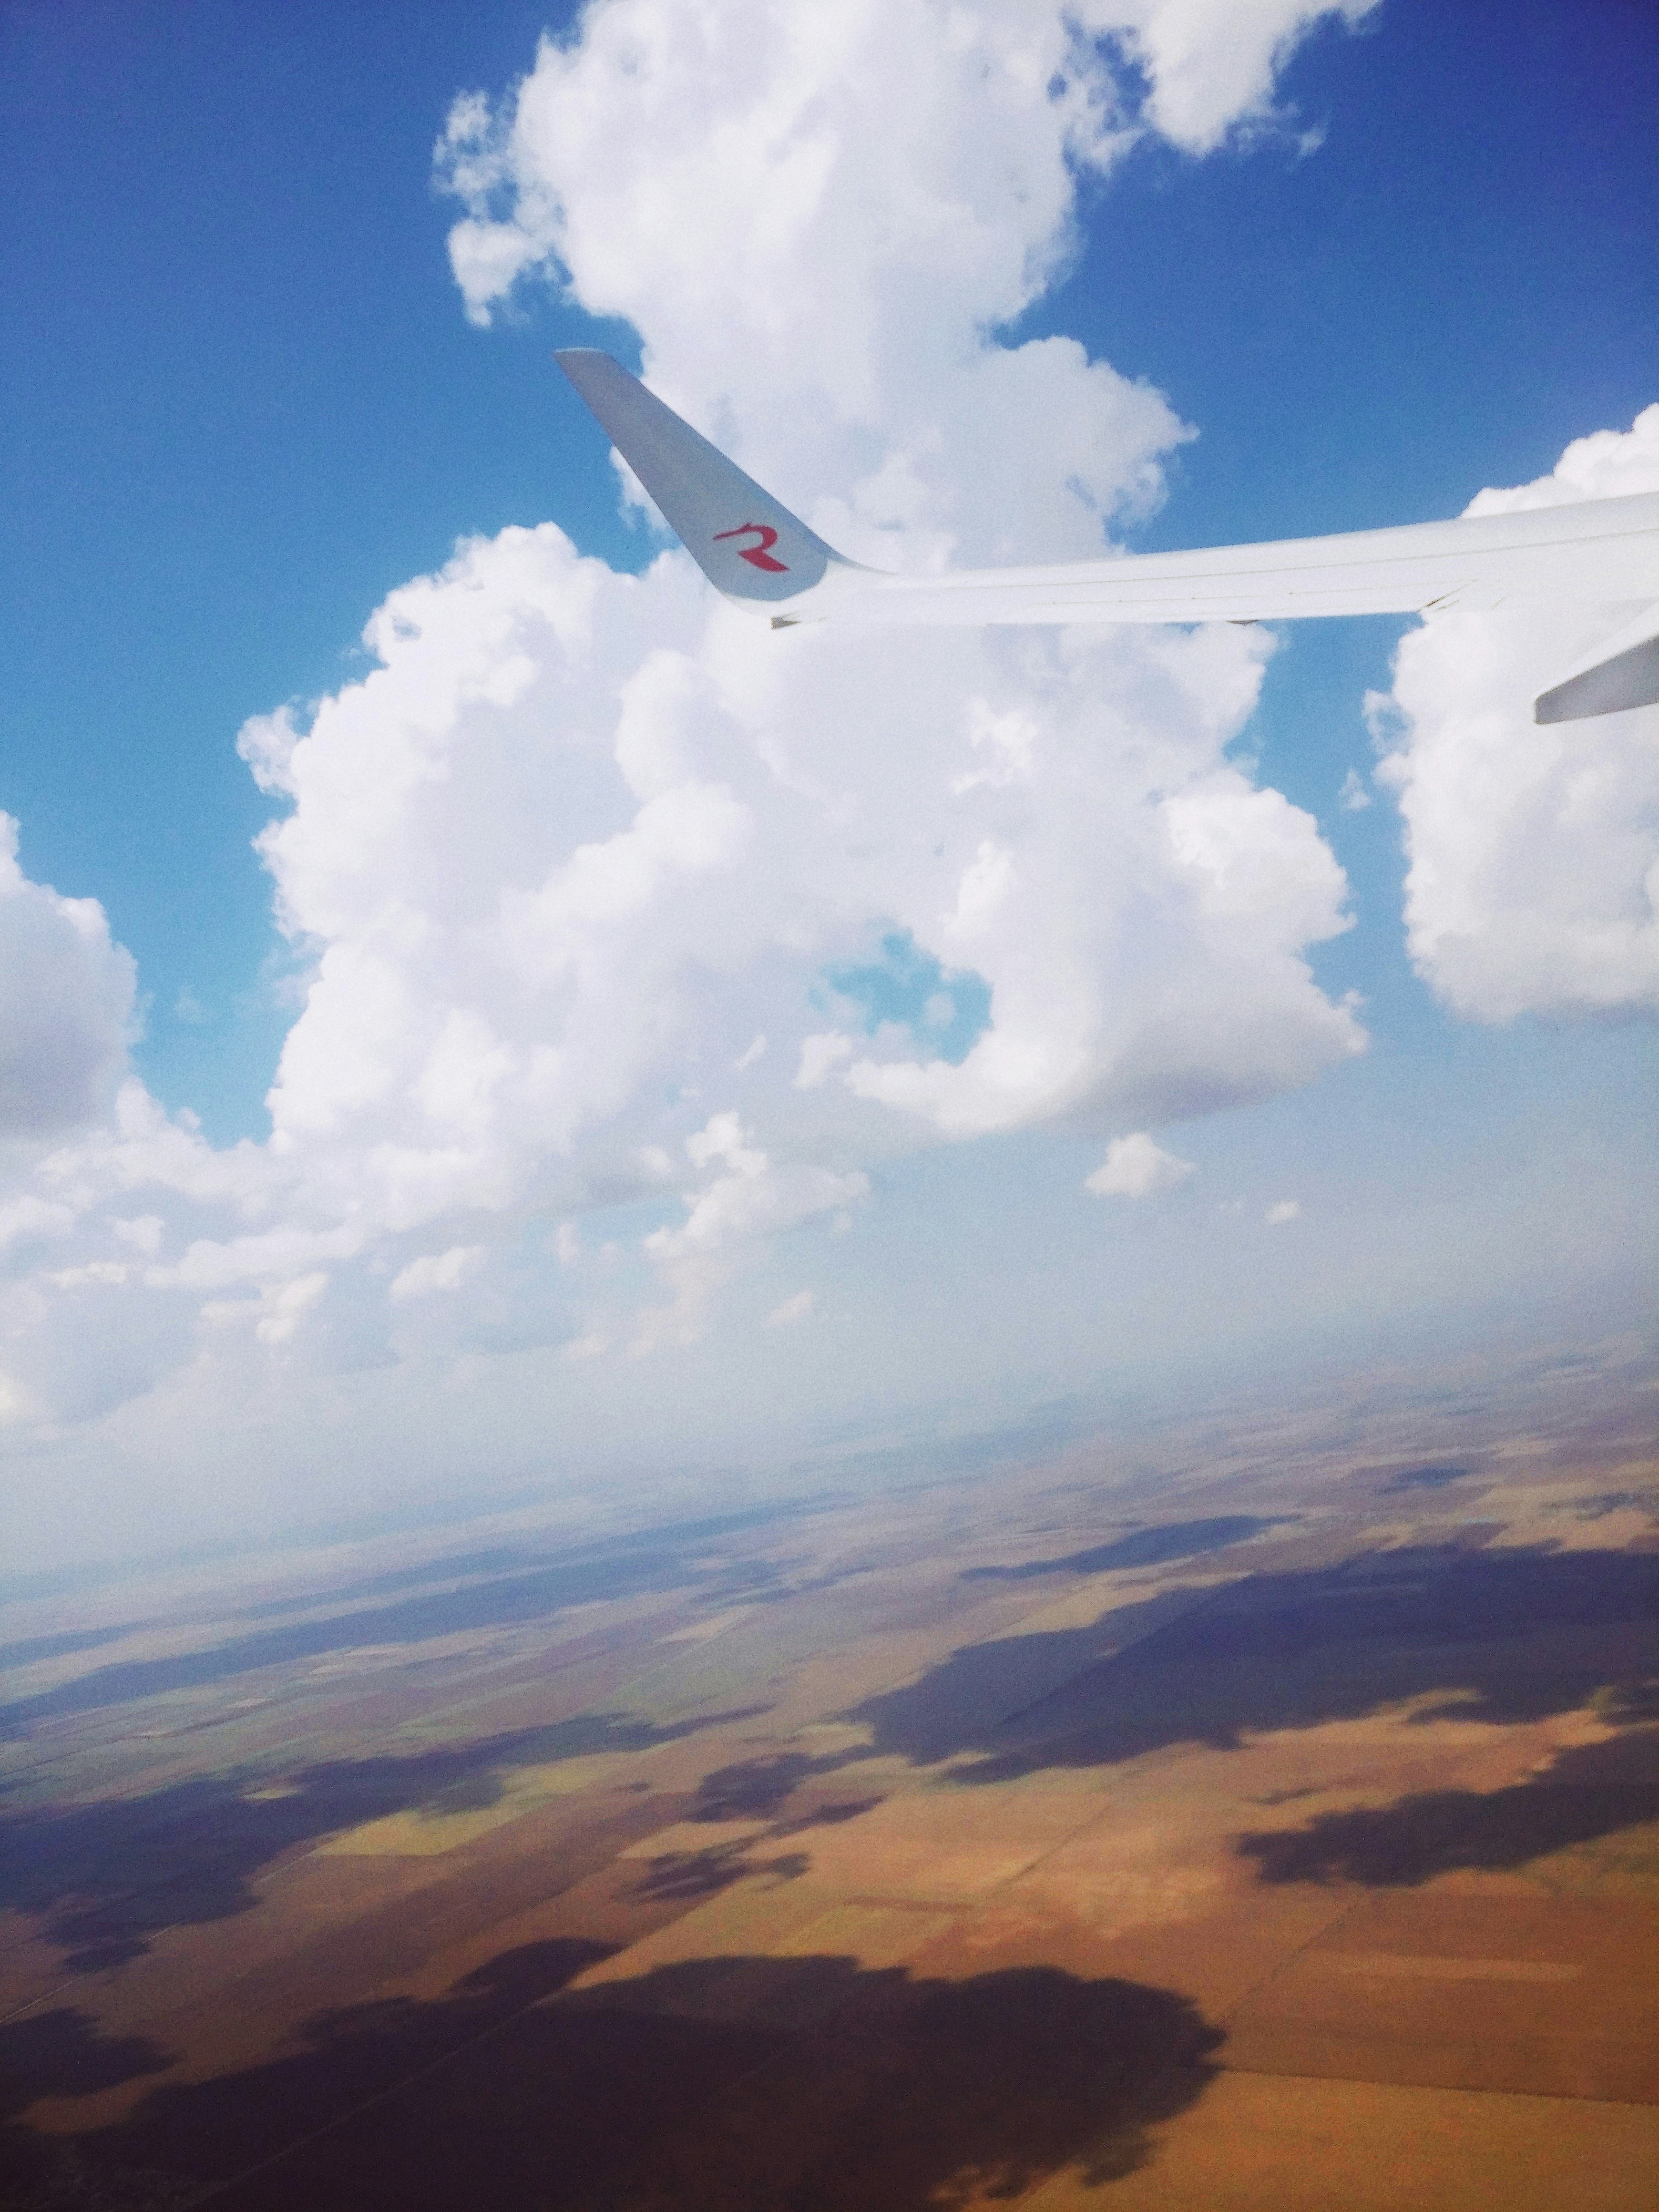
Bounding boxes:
555 349 1659 723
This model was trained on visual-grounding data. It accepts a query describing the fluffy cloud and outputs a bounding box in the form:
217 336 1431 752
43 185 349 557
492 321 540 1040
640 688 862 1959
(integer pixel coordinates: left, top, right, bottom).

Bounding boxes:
1108 0 1378 154
1086 1130 1195 1199
1376 407 1659 1020
639 1112 866 1347
0 815 135 1139
439 0 1376 571
0 0 1376 1443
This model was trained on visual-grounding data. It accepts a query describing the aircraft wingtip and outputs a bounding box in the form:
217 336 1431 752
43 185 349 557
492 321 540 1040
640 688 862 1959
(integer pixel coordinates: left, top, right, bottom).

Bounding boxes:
550 347 845 608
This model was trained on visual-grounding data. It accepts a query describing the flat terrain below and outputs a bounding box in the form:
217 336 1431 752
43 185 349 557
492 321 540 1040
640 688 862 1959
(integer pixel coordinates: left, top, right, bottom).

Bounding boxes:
3 1350 1658 2208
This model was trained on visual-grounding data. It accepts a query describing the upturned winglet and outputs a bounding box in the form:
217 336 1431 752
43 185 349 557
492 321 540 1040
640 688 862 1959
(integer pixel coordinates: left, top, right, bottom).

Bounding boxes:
554 349 854 613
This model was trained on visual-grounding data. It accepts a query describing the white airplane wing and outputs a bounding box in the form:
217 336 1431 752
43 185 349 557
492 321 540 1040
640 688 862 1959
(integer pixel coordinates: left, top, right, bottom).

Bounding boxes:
556 350 1659 724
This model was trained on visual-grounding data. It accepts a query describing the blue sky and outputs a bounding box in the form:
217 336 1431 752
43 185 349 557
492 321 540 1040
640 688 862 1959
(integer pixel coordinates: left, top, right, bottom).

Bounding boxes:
1 0 1655 1567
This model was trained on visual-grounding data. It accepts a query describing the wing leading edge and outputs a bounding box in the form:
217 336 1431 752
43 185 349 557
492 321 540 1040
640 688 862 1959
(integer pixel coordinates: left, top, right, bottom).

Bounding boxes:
555 350 1659 722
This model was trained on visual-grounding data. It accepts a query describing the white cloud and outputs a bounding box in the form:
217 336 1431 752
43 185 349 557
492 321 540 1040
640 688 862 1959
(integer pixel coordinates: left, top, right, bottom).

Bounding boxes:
1105 1 1378 155
0 815 135 1139
1339 767 1372 812
1265 1198 1301 1224
1375 407 1659 1020
1086 1130 1196 1198
256 1270 329 1345
0 1195 76 1254
0 0 1376 1447
766 1289 815 1327
637 1113 867 1347
389 1245 488 1302
796 1033 854 1090
110 1214 165 1256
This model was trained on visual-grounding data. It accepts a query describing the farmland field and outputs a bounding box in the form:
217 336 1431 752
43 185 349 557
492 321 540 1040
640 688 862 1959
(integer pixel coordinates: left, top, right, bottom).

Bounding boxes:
3 1350 1657 2208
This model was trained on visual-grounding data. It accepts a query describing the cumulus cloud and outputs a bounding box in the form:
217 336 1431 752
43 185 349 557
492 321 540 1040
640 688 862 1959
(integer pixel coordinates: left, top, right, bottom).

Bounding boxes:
1375 407 1659 1020
1085 1130 1195 1198
1264 1198 1301 1224
0 0 1377 1441
1107 0 1379 155
0 815 135 1139
441 3 1380 340
638 1112 867 1346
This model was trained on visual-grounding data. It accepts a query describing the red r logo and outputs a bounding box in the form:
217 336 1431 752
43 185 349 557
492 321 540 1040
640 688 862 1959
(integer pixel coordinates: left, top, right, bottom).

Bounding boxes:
714 522 789 573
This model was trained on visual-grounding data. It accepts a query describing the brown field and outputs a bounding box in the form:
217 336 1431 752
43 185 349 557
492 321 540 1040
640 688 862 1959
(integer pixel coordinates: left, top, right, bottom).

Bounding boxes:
3 1348 1658 2207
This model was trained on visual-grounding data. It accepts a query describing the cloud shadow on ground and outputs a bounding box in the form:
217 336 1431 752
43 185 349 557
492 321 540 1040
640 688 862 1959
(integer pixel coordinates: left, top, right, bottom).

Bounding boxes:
1236 1727 1659 1886
1379 1464 1470 1495
0 1707 767 1973
18 1947 1221 2212
846 1545 1659 1792
961 1514 1284 1580
0 2005 182 2212
0 1939 612 2212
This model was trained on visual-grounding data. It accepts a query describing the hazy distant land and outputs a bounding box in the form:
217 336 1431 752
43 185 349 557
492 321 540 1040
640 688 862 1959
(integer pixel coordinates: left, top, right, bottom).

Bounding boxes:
2 1341 1657 2209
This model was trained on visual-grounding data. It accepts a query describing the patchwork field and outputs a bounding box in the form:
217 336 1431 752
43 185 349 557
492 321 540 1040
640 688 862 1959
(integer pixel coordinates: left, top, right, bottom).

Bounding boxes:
3 1351 1658 2208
